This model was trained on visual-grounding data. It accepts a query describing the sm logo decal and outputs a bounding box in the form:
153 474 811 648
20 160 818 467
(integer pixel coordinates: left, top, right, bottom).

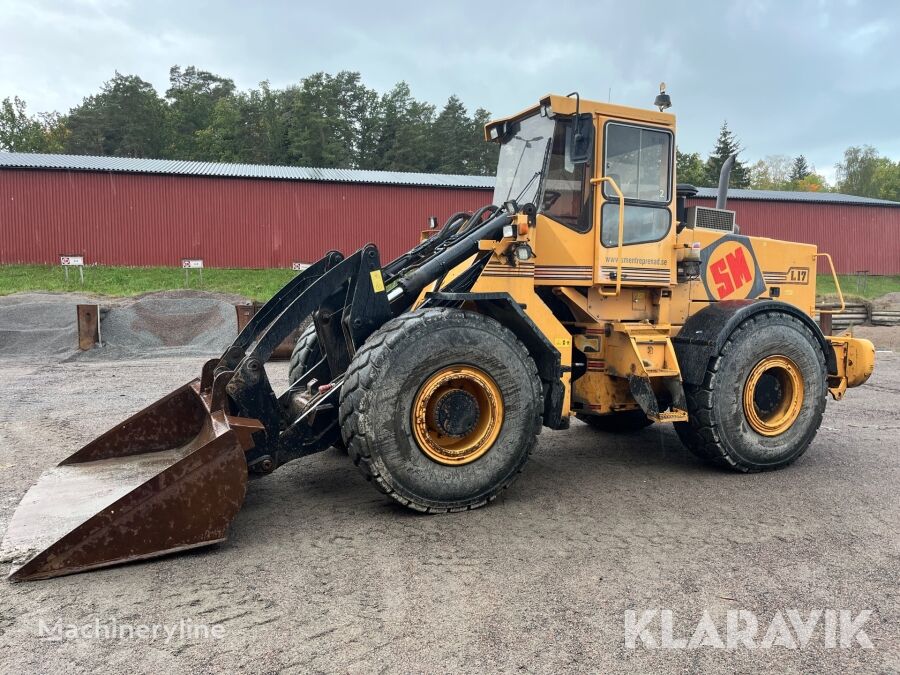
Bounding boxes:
700 235 766 301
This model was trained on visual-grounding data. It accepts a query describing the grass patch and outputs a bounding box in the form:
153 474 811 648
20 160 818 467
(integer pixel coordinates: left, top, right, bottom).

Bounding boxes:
816 274 900 300
2 265 899 303
0 265 296 302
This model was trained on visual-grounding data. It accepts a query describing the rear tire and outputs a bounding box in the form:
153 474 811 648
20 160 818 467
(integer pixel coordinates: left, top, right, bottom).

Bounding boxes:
675 312 827 471
576 410 653 433
339 308 543 512
288 324 345 452
288 323 319 385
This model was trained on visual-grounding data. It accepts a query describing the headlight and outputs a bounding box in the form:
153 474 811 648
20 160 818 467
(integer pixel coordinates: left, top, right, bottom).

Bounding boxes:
515 244 534 261
502 224 514 239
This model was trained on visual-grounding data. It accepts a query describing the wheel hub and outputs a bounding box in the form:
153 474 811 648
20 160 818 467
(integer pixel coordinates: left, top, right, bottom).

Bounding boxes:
433 390 480 438
743 355 804 436
411 365 504 466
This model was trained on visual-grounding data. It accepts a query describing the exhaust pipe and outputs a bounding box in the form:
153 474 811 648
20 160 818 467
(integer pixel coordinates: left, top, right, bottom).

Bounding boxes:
716 153 737 209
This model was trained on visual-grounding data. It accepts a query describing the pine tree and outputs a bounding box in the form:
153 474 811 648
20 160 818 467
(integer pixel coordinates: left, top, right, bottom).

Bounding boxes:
19 68 501 173
165 65 235 160
195 95 245 162
789 155 811 182
284 71 378 168
64 73 167 157
366 82 434 172
427 95 473 174
676 148 708 186
704 121 749 188
470 108 499 176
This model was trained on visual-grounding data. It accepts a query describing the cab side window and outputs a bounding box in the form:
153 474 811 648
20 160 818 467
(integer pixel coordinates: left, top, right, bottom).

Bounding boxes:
540 119 592 233
601 123 673 246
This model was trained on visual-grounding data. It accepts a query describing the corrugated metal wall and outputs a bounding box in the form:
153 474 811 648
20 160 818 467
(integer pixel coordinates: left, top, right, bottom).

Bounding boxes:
1 169 898 273
0 170 491 267
688 197 900 275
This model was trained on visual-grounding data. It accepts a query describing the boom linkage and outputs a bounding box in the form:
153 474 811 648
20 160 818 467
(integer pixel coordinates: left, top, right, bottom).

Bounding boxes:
199 206 509 472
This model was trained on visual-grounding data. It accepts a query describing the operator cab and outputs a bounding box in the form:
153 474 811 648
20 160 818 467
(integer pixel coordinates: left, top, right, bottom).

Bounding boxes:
486 94 677 286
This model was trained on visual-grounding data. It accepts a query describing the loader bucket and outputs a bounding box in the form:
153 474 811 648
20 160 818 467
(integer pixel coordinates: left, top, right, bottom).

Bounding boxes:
1 380 262 581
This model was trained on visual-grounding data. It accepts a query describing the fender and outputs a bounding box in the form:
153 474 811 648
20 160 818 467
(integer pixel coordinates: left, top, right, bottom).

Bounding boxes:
672 300 837 386
424 291 568 430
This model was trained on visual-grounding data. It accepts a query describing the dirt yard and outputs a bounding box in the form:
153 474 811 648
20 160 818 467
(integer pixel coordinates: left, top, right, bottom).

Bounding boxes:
0 302 897 672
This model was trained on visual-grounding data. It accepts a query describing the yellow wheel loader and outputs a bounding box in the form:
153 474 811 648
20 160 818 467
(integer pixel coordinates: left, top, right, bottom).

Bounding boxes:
2 90 875 580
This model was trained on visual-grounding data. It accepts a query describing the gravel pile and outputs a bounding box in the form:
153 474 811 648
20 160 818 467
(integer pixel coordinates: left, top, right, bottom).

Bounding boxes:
0 293 98 358
0 291 243 360
96 292 239 358
871 291 900 309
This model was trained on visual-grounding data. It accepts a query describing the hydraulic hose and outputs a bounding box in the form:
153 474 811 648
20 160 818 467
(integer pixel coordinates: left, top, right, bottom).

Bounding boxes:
436 211 473 240
382 211 471 278
459 204 500 234
393 212 511 302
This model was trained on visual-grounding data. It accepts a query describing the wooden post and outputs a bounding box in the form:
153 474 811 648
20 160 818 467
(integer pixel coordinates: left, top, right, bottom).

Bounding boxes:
235 303 256 332
819 311 832 336
77 304 101 350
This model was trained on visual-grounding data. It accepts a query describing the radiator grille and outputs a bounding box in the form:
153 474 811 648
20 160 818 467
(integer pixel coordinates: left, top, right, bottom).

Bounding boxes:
687 206 736 232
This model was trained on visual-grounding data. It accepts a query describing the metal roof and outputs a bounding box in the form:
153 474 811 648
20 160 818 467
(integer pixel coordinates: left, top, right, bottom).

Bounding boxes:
1 152 897 206
0 152 496 190
691 186 899 207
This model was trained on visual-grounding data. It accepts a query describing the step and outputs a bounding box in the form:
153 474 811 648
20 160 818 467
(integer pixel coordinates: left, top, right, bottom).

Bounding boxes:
642 367 681 378
651 408 689 423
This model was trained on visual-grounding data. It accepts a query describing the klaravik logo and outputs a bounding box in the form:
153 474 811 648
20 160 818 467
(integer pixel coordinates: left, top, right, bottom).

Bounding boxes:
624 609 874 650
701 234 766 301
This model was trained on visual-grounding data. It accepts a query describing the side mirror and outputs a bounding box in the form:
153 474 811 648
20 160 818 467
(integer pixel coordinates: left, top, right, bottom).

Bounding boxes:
569 114 594 165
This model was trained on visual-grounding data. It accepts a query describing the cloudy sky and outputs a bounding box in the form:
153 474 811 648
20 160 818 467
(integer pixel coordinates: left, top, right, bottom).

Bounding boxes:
2 0 897 181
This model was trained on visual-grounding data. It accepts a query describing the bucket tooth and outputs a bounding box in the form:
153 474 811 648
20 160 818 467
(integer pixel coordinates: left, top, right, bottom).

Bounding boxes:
1 381 262 581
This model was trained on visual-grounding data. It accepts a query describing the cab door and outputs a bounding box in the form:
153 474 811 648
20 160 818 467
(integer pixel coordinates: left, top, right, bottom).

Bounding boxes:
593 118 677 287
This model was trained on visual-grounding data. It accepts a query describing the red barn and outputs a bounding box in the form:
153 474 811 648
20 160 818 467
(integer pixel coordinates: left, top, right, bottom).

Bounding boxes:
1 153 898 274
687 187 900 275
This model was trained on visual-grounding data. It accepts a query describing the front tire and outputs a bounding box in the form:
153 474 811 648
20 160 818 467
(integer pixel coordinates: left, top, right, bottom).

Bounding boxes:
675 312 827 471
288 323 319 386
339 308 543 512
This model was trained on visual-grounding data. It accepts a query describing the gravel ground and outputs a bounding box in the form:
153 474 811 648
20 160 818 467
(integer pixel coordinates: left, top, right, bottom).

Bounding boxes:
854 326 900 353
0 344 897 673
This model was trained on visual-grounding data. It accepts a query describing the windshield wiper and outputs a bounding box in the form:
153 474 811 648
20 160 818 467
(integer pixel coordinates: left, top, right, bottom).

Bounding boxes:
504 134 546 202
513 170 542 205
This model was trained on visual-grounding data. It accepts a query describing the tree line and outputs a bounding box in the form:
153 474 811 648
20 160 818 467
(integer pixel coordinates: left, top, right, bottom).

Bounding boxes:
1 68 898 200
677 121 900 201
0 68 498 175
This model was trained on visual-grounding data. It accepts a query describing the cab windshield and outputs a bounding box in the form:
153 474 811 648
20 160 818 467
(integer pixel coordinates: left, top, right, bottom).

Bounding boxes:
492 113 592 232
492 114 554 207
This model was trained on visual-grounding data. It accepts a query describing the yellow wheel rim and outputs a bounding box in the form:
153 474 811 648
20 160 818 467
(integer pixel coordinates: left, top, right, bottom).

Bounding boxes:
742 355 804 436
411 365 504 466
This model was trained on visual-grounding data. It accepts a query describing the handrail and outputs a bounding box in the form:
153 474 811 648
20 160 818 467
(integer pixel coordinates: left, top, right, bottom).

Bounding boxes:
815 252 845 314
590 175 625 297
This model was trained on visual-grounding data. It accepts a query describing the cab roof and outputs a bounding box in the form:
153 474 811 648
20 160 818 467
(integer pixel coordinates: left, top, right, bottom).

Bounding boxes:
484 93 675 141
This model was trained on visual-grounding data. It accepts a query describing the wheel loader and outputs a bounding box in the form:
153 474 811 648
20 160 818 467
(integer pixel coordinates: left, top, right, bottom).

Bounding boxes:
2 90 875 581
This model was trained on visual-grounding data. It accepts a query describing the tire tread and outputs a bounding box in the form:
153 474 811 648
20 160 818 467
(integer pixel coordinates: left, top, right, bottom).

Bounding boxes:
674 312 827 472
339 307 542 512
